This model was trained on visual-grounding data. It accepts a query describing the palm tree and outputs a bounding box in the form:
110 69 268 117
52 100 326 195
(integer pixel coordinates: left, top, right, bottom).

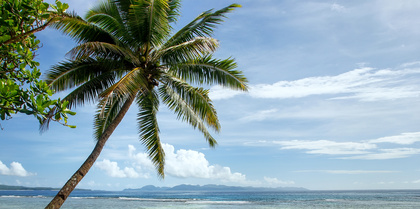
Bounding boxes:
43 0 247 208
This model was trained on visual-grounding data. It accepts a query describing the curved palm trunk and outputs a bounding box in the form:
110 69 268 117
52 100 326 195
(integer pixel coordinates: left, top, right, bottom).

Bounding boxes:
45 96 136 209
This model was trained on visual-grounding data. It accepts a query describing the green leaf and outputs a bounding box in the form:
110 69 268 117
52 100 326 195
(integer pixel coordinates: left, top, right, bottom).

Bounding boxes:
0 35 11 42
40 13 51 19
62 3 69 11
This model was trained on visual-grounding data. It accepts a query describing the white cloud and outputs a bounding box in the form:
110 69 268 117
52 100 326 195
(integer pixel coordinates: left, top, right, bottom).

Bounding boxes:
209 85 246 100
273 140 376 155
412 179 420 184
0 161 34 177
211 65 420 101
378 181 395 185
162 144 247 182
97 144 248 183
263 177 294 185
368 132 420 145
249 67 420 101
241 109 279 122
341 148 420 160
330 3 345 12
128 145 154 170
374 0 420 35
95 159 142 178
247 132 420 160
296 170 398 174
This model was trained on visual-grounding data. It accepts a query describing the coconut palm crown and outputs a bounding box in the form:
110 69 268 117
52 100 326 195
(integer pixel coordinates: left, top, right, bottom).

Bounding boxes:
46 0 247 178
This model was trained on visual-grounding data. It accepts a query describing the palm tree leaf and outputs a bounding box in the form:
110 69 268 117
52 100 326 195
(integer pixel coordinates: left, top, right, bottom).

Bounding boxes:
167 0 181 23
159 76 219 147
62 72 117 108
169 55 248 91
136 90 165 178
86 0 121 32
67 42 138 64
162 4 240 49
128 0 171 49
46 58 131 108
99 67 149 99
157 37 219 64
50 13 116 44
123 0 148 46
86 0 133 47
145 0 171 48
46 58 121 91
94 93 131 139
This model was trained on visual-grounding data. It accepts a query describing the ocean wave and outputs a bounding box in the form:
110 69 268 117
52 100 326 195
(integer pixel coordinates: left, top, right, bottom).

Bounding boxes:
0 195 23 198
186 200 250 204
71 196 99 199
0 195 48 198
118 197 189 202
324 198 348 202
117 197 250 204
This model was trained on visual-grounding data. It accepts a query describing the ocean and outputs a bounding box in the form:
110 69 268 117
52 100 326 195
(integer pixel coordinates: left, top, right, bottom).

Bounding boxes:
1 190 420 208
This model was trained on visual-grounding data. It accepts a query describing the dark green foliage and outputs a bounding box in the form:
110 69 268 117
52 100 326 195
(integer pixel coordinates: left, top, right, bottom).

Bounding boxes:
0 0 75 128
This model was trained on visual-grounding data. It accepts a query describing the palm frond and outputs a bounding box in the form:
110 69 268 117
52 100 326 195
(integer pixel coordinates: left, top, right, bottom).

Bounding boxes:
99 67 149 99
112 0 131 22
168 55 248 91
157 37 219 63
137 90 165 178
86 0 133 47
124 0 147 46
128 0 171 49
67 42 138 64
167 0 181 23
50 13 116 44
94 93 132 139
62 72 117 108
46 58 120 92
162 4 240 49
146 0 171 48
159 76 219 147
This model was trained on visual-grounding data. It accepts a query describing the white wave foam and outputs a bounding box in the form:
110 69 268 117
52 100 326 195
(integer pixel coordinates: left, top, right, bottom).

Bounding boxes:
187 200 250 204
325 199 350 202
71 197 98 199
0 195 47 198
118 197 188 202
0 195 23 198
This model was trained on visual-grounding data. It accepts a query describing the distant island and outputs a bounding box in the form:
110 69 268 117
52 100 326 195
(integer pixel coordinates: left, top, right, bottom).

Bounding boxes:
124 184 308 192
0 184 308 192
0 184 90 191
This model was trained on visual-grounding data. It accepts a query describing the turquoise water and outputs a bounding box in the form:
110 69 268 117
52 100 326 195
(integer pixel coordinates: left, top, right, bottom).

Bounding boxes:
1 190 420 208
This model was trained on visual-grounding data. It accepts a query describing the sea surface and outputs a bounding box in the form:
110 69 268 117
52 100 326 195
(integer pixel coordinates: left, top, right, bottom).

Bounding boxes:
1 189 420 208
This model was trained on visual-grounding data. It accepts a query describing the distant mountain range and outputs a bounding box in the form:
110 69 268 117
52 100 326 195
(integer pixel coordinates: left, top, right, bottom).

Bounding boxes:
124 184 308 192
0 184 90 191
0 184 308 192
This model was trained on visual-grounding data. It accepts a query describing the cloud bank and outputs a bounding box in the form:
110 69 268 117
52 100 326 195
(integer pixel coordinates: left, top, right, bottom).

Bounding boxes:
296 170 398 174
162 144 246 182
0 161 34 177
96 144 246 183
94 144 294 187
95 159 143 178
263 177 295 185
210 65 420 101
248 132 420 160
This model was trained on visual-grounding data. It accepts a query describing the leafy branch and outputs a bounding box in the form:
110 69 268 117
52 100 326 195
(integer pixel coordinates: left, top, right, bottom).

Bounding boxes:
0 0 75 129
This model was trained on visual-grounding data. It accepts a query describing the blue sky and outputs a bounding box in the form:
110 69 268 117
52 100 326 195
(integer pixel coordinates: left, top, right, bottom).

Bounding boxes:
1 0 420 191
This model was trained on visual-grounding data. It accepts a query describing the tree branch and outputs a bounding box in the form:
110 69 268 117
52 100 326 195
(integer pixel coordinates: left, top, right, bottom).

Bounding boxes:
1 16 58 47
